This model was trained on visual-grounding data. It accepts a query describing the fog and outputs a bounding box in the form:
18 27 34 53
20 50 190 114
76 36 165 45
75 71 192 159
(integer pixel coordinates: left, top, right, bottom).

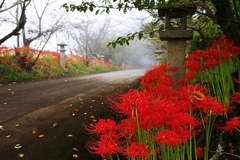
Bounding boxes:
1 0 155 67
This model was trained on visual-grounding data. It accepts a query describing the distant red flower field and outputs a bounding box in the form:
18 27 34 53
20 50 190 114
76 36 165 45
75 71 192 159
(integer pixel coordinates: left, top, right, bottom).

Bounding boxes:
0 45 131 83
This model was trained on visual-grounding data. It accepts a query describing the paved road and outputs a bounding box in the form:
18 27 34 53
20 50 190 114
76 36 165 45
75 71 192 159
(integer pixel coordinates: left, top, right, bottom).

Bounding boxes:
0 69 147 160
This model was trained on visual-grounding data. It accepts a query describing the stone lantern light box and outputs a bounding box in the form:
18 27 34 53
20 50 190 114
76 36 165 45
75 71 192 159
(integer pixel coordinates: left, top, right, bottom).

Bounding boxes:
155 50 165 65
158 5 197 80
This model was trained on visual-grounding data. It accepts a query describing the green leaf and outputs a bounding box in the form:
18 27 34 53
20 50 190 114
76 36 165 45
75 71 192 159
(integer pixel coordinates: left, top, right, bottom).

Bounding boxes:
89 5 94 12
144 0 149 6
118 3 123 11
95 10 99 15
138 32 144 40
113 43 116 48
159 24 164 31
126 40 129 45
149 31 154 38
60 3 69 12
106 7 110 13
100 9 106 14
150 0 155 8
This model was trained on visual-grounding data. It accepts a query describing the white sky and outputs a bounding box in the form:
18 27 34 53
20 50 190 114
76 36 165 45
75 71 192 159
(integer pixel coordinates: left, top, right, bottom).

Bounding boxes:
1 0 152 53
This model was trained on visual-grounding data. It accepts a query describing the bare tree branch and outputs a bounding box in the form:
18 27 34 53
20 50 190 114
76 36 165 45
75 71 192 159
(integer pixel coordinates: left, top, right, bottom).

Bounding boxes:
0 0 6 9
0 0 30 13
0 0 30 44
22 0 66 47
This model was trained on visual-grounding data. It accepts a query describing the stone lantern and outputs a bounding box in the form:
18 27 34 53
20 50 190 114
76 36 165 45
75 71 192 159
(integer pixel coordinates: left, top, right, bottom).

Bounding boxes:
158 5 197 79
91 54 96 67
155 50 164 65
100 55 105 62
57 43 67 68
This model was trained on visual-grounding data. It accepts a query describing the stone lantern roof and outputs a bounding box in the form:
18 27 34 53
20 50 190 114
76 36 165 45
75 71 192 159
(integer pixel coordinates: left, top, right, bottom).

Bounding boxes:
158 4 197 40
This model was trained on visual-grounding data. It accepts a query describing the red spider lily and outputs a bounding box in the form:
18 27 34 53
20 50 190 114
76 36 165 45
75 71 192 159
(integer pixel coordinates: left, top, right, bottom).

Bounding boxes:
125 142 150 160
203 58 220 69
185 59 202 72
229 45 240 55
231 92 240 104
173 125 193 142
220 50 232 60
169 112 196 142
197 96 225 116
48 74 53 79
232 77 240 84
222 117 240 132
9 62 16 67
153 99 179 127
156 129 185 147
110 89 153 117
170 112 195 130
168 66 179 72
186 35 240 71
148 85 175 100
117 118 137 138
24 59 31 65
0 45 11 54
15 66 21 70
185 50 204 72
196 147 204 159
16 54 24 60
1 60 7 64
84 118 117 135
211 35 235 52
180 71 197 84
139 63 173 90
180 84 205 102
86 133 124 158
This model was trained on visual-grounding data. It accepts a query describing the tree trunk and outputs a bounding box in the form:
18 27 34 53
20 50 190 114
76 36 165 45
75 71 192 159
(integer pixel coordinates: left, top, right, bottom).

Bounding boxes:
211 0 240 46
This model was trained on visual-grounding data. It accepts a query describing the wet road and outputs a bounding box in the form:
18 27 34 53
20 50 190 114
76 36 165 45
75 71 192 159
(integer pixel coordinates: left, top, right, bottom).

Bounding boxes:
0 69 147 160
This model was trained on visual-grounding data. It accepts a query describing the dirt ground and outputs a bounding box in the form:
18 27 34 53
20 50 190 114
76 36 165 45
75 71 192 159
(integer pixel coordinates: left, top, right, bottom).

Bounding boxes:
0 78 140 160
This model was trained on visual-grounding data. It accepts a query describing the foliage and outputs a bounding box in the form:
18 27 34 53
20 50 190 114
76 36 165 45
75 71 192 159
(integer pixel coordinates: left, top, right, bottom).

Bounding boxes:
60 0 173 48
187 3 222 52
61 0 240 49
83 36 240 160
0 45 124 84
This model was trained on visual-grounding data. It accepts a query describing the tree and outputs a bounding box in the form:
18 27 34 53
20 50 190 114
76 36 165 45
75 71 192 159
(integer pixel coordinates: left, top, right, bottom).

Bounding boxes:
0 0 30 45
61 0 240 48
4 0 66 72
20 0 66 48
62 16 111 58
210 0 240 46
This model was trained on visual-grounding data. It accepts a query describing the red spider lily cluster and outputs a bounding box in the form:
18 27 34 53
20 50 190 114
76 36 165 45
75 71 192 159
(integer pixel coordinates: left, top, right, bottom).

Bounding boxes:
185 36 240 91
0 45 121 83
186 35 240 72
84 64 235 159
0 46 118 71
84 36 240 160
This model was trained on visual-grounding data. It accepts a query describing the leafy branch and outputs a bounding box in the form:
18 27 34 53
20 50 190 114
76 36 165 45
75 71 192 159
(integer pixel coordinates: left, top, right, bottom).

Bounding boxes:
61 0 169 15
107 24 164 48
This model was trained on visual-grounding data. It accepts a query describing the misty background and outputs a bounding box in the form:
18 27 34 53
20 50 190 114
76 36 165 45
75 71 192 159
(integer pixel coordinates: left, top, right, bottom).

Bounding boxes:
1 0 157 68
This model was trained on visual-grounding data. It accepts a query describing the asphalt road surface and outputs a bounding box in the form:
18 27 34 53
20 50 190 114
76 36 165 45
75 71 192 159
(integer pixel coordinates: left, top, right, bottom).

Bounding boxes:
0 69 147 160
